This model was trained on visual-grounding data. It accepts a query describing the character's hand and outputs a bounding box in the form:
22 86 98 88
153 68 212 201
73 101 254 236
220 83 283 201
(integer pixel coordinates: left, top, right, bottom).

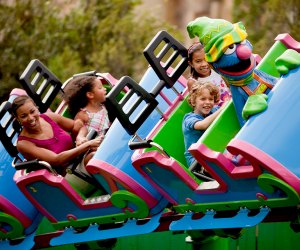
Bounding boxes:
242 94 268 120
275 49 300 75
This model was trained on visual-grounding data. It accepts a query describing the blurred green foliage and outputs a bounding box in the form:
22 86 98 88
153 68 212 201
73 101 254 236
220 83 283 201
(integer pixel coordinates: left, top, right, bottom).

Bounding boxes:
0 0 183 102
2 0 299 103
233 0 300 57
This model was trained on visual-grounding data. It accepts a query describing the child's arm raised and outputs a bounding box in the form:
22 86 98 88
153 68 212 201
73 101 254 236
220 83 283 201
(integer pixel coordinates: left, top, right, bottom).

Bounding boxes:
194 104 226 130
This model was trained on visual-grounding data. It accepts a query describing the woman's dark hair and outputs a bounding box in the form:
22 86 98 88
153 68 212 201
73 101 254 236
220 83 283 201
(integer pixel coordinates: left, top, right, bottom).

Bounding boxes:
63 76 97 117
188 42 204 79
11 95 35 117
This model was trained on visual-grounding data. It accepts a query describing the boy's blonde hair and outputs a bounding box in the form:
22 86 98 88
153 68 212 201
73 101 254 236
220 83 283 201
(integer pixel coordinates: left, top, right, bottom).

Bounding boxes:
188 82 220 107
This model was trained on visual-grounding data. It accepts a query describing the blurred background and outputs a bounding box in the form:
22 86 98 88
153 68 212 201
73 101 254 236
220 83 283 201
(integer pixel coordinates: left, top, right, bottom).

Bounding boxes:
0 0 299 102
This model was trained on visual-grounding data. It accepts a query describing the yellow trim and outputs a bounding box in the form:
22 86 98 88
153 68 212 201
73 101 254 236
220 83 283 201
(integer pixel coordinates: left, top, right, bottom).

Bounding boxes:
206 23 247 63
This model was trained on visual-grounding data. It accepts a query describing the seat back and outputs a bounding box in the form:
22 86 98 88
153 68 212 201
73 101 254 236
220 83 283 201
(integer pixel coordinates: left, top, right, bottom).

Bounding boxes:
149 97 191 167
143 30 188 89
106 30 188 136
0 101 22 157
19 59 63 113
106 76 159 135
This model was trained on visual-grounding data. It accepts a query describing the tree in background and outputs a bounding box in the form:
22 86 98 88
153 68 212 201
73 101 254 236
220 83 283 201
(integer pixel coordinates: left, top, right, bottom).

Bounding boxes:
0 0 63 101
233 0 300 57
0 0 183 102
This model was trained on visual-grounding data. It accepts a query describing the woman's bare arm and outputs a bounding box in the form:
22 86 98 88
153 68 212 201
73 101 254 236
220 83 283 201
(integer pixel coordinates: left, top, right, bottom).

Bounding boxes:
46 112 74 132
17 137 101 168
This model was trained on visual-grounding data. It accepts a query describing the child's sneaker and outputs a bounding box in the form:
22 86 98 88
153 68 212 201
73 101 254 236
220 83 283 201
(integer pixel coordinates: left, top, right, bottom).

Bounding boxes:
185 235 193 243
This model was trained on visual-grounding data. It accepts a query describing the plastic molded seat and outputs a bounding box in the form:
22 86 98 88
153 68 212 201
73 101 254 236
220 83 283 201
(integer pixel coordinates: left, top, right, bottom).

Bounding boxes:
19 59 63 113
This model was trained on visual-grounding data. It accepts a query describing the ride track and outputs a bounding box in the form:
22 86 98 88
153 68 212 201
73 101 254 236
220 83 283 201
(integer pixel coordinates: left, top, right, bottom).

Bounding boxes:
0 31 300 249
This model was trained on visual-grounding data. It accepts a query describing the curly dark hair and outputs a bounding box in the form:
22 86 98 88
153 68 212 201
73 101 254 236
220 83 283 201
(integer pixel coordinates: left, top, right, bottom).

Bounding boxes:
63 76 97 117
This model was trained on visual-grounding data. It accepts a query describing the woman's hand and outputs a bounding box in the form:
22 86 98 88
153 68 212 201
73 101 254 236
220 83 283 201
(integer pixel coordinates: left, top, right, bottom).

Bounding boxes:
75 136 88 146
88 137 102 151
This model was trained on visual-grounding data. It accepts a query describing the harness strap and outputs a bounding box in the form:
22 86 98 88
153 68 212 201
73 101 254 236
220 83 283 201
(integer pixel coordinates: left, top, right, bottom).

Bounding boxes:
241 73 273 96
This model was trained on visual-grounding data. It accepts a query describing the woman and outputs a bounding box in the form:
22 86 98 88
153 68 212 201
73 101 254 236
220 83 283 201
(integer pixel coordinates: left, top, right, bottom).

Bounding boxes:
12 95 101 175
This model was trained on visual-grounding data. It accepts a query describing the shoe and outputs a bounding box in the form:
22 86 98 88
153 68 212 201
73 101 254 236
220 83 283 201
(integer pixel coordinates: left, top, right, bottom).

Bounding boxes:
231 155 251 166
185 236 193 243
198 180 219 190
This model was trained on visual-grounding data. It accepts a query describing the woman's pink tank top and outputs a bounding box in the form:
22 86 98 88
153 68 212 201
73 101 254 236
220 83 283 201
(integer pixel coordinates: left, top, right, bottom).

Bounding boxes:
18 114 74 154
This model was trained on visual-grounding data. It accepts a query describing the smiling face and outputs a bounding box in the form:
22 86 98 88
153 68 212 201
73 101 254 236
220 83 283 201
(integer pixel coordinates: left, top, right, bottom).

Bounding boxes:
189 49 211 77
16 99 40 130
188 82 220 116
211 40 256 83
192 88 215 116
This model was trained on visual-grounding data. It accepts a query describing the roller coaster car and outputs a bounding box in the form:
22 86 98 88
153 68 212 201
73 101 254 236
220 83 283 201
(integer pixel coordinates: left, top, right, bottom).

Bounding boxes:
0 98 44 242
0 63 77 240
0 40 189 245
125 32 300 231
0 62 105 242
1 30 300 249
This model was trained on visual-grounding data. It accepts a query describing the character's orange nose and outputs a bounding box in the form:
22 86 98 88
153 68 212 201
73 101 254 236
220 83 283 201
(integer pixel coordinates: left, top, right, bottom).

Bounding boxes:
236 44 252 60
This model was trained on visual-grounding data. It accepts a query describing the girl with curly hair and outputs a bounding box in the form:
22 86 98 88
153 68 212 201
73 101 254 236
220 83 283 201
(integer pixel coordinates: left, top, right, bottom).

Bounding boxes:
64 76 111 164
